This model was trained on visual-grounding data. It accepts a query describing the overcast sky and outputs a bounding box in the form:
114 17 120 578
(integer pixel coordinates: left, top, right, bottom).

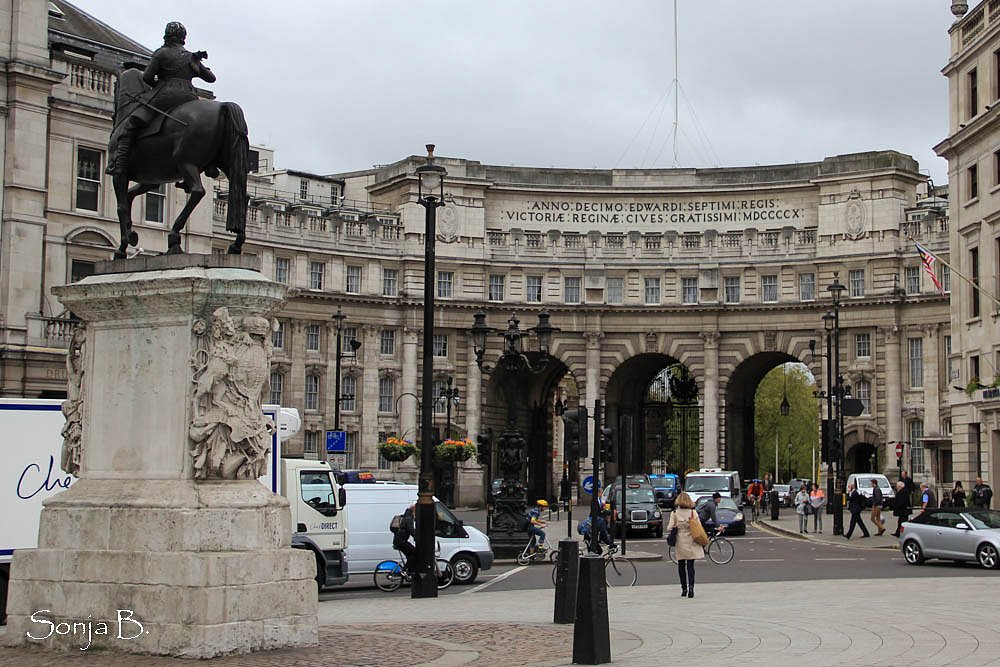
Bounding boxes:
76 0 957 183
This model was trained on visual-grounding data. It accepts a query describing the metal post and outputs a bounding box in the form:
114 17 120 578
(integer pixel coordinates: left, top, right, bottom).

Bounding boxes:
832 302 845 535
825 320 836 519
619 413 627 557
590 399 602 554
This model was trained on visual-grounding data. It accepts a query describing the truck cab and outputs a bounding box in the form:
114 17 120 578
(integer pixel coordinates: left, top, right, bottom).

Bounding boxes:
281 458 348 589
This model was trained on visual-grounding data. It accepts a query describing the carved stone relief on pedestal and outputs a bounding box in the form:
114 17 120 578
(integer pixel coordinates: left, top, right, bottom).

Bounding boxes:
60 324 86 477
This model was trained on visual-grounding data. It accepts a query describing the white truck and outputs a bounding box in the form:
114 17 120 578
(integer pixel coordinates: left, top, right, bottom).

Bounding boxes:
0 399 347 623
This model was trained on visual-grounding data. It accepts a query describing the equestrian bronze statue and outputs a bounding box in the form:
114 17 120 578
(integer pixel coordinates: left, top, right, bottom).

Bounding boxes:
107 21 249 259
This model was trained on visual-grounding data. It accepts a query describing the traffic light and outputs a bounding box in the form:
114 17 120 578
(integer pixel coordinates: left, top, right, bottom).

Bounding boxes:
561 406 588 459
476 429 492 465
600 426 616 463
830 437 843 461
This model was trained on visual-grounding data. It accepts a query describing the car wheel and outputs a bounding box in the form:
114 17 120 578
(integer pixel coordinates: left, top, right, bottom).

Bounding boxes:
976 543 1000 570
902 539 925 565
450 554 480 584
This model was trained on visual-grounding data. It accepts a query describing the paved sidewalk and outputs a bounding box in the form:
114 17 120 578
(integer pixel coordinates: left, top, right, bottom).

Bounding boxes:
758 506 900 549
4 576 999 665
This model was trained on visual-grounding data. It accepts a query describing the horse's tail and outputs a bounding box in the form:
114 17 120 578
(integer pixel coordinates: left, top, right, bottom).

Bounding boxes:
220 102 249 234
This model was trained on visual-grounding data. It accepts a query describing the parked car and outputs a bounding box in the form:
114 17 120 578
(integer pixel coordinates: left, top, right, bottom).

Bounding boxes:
604 480 663 537
788 478 811 496
846 473 895 509
773 484 792 507
694 496 746 536
648 473 680 508
900 507 1000 569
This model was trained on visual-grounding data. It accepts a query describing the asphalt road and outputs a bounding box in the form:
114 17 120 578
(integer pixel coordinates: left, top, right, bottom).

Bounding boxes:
319 508 997 602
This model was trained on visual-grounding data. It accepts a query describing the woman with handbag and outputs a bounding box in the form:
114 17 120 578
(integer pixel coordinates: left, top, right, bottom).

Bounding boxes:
665 492 704 598
809 482 826 533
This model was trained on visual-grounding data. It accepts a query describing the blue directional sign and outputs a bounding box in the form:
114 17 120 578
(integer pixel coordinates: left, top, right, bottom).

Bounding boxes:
582 475 595 495
326 430 346 453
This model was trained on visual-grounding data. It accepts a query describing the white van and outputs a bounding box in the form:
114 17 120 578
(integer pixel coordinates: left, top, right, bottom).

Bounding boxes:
683 469 743 505
342 483 493 585
846 473 895 509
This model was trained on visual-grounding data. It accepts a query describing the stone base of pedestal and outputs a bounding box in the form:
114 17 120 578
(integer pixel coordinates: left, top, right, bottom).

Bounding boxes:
5 480 317 658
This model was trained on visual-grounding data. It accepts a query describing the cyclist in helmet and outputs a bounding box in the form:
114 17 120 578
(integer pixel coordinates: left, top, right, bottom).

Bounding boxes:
528 499 549 551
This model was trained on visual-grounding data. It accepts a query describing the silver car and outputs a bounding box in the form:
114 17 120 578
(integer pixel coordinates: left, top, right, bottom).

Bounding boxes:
900 508 1000 569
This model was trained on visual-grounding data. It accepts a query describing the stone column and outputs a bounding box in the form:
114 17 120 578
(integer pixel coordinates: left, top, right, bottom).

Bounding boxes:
401 327 419 441
883 325 903 472
701 331 720 468
582 332 603 484
465 333 482 438
360 324 381 468
922 324 941 436
5 257 316 658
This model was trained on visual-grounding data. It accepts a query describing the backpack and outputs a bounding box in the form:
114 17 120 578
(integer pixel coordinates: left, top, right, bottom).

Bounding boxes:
389 513 404 534
517 515 531 531
577 517 592 535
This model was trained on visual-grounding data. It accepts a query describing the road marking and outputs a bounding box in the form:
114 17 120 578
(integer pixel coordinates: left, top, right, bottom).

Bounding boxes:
814 557 865 561
461 566 527 595
739 558 785 562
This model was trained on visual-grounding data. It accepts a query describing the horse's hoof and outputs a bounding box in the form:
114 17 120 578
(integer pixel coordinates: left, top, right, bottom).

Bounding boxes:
128 231 139 247
113 251 127 260
227 244 243 255
166 245 182 255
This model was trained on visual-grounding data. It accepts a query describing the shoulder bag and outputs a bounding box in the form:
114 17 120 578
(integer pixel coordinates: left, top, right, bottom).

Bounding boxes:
666 526 678 547
689 513 710 547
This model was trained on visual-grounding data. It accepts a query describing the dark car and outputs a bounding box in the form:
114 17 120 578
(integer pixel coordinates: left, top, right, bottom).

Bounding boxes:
648 473 680 509
605 481 664 537
694 496 746 536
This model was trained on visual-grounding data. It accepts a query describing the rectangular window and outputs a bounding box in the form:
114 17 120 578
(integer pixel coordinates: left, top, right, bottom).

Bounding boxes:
855 332 871 358
908 337 923 388
798 273 815 301
144 183 166 223
304 374 320 410
970 247 981 318
303 430 318 455
489 274 505 301
378 376 395 412
856 380 871 415
382 268 398 296
433 334 448 357
275 257 290 284
526 275 543 303
682 277 699 304
905 266 921 294
945 335 954 381
969 67 979 119
606 277 624 304
909 420 925 474
564 276 581 304
971 355 981 383
724 276 740 303
437 271 453 298
272 320 285 349
849 269 865 298
644 277 660 304
942 264 951 293
342 327 358 351
432 379 448 415
309 261 325 290
343 431 357 468
969 163 979 200
346 265 362 294
299 179 309 200
76 147 102 211
995 149 1000 186
269 371 283 405
70 259 95 283
306 324 321 351
761 275 778 303
341 374 356 412
380 329 395 355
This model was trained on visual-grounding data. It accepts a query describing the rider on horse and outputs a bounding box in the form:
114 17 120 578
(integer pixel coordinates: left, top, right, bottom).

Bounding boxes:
106 21 216 176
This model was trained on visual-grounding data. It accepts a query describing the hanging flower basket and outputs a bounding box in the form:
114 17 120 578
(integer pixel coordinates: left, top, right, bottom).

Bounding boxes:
378 437 418 462
435 438 477 463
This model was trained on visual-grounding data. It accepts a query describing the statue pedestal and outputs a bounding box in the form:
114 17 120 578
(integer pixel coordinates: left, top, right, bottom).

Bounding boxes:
5 262 317 658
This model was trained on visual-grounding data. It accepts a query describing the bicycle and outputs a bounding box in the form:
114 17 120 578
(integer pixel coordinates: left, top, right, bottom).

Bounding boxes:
517 532 559 565
750 495 761 522
551 543 638 587
373 551 455 591
668 526 735 565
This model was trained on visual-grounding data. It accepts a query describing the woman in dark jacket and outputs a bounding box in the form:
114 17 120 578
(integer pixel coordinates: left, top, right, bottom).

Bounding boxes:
891 480 911 537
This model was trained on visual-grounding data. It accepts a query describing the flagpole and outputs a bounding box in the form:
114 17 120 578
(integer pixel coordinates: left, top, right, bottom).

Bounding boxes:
910 237 1000 309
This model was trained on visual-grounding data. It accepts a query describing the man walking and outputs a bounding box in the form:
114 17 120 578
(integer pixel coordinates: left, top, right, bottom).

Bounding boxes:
844 482 870 539
900 470 915 507
920 482 937 512
869 478 885 536
891 481 910 537
973 476 993 509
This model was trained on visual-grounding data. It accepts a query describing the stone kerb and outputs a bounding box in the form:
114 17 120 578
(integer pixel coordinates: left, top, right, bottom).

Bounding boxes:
5 261 318 657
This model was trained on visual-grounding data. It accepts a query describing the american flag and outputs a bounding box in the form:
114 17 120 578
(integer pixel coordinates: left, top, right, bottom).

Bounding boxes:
915 242 945 294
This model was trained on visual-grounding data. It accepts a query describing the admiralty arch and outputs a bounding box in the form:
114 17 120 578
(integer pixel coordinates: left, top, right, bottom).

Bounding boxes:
200 148 951 506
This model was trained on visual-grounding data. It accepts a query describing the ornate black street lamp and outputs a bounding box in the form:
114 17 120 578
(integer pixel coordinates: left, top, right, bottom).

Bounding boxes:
330 306 361 434
413 145 446 599
828 274 847 535
470 309 558 557
436 376 460 440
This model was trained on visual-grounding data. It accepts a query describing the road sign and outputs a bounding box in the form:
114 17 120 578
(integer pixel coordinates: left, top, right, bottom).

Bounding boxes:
582 476 595 495
326 430 346 453
895 442 904 458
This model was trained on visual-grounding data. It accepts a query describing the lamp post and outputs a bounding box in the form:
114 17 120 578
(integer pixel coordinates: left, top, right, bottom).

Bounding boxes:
437 377 461 509
470 309 558 557
437 376 460 440
786 440 792 482
827 274 847 536
779 362 789 482
330 306 361 434
413 144 447 599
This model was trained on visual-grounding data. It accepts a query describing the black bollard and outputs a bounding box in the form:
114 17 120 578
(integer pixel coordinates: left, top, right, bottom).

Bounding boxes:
572 554 611 664
554 539 579 624
769 490 780 520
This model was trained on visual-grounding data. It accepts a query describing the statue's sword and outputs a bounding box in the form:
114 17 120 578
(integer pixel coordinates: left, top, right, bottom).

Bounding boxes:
122 91 189 126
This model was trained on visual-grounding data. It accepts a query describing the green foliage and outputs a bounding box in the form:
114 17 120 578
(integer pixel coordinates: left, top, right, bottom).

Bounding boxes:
754 363 820 481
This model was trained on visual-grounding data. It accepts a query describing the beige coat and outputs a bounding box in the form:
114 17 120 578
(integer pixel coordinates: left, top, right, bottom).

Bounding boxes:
667 508 704 561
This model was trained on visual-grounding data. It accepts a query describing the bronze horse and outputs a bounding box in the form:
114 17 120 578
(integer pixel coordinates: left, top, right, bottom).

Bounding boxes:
111 69 249 259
